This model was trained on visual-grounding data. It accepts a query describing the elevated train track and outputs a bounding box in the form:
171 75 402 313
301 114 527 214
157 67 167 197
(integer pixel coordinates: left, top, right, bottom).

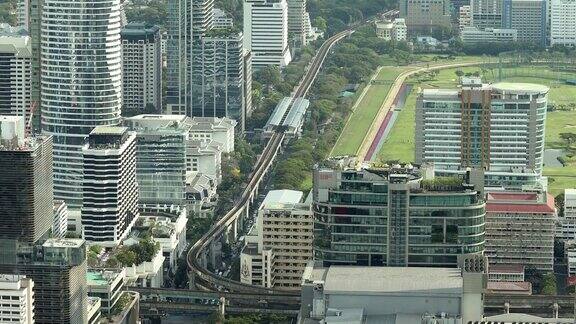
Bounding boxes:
187 10 398 295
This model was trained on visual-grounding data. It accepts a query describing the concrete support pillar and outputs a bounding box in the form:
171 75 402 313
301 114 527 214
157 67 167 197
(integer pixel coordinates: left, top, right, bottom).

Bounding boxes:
188 271 195 290
553 302 559 318
210 240 218 267
504 302 510 314
219 297 226 319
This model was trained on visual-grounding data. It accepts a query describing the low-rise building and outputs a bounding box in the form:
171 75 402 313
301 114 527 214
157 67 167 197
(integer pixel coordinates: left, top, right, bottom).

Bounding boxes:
486 281 532 295
87 269 126 314
299 255 486 324
124 249 164 288
488 264 525 282
186 172 218 218
375 19 407 42
186 140 223 184
185 117 236 154
461 26 518 43
0 274 35 324
53 200 68 238
484 191 555 271
130 205 188 275
241 190 313 290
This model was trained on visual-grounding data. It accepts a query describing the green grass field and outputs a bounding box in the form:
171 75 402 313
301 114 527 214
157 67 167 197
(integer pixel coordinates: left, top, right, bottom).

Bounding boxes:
378 86 417 162
331 66 407 156
375 65 576 195
544 167 576 196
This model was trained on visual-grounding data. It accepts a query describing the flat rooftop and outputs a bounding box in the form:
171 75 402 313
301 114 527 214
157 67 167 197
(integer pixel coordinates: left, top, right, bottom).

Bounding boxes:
262 190 303 208
90 126 127 136
313 266 463 296
486 192 555 214
492 82 549 93
43 238 84 248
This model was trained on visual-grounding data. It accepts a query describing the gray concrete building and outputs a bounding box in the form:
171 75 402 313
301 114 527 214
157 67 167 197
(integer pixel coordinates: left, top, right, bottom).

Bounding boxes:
299 255 487 324
121 23 162 114
502 0 547 45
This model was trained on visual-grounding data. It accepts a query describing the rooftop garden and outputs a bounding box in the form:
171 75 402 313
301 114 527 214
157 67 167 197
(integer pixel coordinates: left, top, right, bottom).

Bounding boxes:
420 177 465 192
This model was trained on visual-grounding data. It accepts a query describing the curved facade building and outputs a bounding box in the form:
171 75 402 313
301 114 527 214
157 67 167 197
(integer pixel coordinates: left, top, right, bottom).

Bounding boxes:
41 0 122 207
313 163 485 267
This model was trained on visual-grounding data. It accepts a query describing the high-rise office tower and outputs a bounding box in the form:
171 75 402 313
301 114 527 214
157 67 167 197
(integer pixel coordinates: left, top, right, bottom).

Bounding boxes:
415 78 548 188
470 0 503 30
121 23 163 115
166 0 249 130
0 116 52 244
81 126 139 246
41 0 122 208
243 0 292 70
313 161 486 268
15 0 41 120
0 26 33 121
166 0 214 116
287 0 307 46
550 0 576 46
502 0 547 45
196 32 247 131
399 0 451 32
0 116 87 324
0 274 35 324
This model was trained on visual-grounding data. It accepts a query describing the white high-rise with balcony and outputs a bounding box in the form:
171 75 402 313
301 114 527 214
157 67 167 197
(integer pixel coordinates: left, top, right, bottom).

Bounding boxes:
41 0 123 208
550 0 576 46
0 274 35 324
243 0 292 70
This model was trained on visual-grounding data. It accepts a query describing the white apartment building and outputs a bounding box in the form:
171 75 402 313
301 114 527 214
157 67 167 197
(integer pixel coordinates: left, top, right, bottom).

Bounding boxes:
461 26 518 43
240 190 313 290
53 200 68 238
392 18 407 41
459 5 472 31
559 189 576 241
243 0 292 70
415 79 548 186
0 26 33 122
550 0 576 46
121 23 162 114
81 127 139 247
0 274 34 324
375 19 407 42
41 0 123 208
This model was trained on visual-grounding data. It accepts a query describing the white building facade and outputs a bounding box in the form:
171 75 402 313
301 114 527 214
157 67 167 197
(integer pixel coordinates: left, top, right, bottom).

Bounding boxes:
0 274 35 324
81 127 139 246
550 0 576 46
52 200 68 238
41 0 123 208
0 28 33 122
243 0 292 70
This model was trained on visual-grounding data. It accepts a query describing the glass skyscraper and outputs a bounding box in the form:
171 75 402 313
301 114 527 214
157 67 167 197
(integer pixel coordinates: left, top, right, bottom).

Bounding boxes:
41 0 123 207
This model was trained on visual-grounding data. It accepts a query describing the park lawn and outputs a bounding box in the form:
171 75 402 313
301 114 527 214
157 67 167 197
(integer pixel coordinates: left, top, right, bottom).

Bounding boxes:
546 111 576 149
377 85 417 163
544 166 576 196
331 66 407 156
